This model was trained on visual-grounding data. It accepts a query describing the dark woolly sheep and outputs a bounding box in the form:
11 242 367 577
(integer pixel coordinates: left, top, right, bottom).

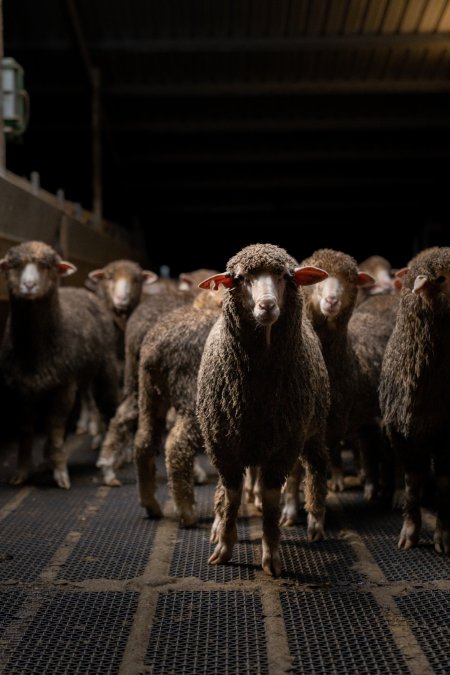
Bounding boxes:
0 241 119 489
135 288 222 525
356 255 395 306
380 246 450 554
196 243 330 577
77 260 157 438
280 249 374 523
97 270 217 486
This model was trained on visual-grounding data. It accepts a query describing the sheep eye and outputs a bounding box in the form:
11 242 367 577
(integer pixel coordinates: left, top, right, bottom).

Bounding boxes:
436 276 446 284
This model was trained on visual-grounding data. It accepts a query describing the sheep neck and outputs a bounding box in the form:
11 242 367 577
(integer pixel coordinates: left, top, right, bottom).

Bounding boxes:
9 290 61 356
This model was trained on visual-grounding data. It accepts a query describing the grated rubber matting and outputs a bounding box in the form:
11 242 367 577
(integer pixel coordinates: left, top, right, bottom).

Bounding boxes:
280 526 365 585
3 591 138 675
339 492 450 582
59 483 165 581
0 484 20 511
281 590 411 674
0 590 26 664
145 590 269 674
396 591 450 674
0 488 97 582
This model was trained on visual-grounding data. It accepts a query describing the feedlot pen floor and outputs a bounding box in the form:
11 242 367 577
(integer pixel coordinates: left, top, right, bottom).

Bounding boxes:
0 437 449 674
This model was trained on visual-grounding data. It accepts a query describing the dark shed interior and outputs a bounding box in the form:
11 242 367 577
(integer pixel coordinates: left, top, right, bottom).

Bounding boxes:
4 0 450 274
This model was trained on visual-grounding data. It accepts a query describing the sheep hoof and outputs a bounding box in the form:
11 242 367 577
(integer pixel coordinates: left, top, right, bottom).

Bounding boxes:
10 470 29 486
307 513 324 542
398 517 420 550
193 460 208 485
105 477 122 487
279 504 298 527
364 483 377 502
208 541 234 565
54 468 71 490
145 501 162 519
262 543 281 577
392 489 405 511
102 467 121 487
434 520 450 555
179 508 198 528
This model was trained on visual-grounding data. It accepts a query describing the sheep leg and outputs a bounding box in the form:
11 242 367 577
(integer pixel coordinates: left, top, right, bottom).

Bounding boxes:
210 479 225 544
165 414 200 528
244 466 262 509
260 478 282 577
11 406 35 485
302 437 328 542
398 471 422 550
434 460 450 555
328 443 344 493
44 384 77 489
209 476 242 566
97 394 137 487
280 458 303 527
134 374 167 518
357 424 381 501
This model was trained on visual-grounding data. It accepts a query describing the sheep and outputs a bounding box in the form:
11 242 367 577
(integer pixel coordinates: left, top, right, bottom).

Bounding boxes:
380 246 450 554
356 255 395 305
96 270 217 486
196 243 330 577
135 288 222 525
279 249 374 523
77 260 158 438
0 241 119 489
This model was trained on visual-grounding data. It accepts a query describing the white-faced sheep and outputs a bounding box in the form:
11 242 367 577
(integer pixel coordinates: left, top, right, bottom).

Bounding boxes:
356 255 395 305
96 269 217 486
0 241 119 489
196 243 330 577
135 288 222 525
380 246 450 554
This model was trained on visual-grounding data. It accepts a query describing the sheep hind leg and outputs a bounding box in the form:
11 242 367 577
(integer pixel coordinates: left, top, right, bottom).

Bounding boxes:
302 437 328 542
398 471 422 550
208 477 242 566
434 466 450 555
165 414 199 528
280 458 303 527
210 479 224 544
97 394 137 487
134 389 166 519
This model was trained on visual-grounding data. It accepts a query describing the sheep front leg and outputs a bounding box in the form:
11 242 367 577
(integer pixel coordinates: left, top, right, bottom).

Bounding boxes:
328 443 344 493
302 437 328 542
260 479 282 577
45 384 77 489
165 414 200 528
209 476 242 566
97 394 137 486
398 471 422 550
11 405 35 485
434 467 450 555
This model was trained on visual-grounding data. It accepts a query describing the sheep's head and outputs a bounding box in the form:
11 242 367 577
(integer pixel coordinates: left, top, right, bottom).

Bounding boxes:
302 249 374 321
198 243 328 330
0 241 76 300
358 255 395 296
88 260 157 313
405 247 450 308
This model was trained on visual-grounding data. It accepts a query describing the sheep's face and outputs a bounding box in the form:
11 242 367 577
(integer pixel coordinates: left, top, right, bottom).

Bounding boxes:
0 242 76 300
309 271 374 319
89 262 157 313
366 264 394 296
413 270 450 305
238 271 287 326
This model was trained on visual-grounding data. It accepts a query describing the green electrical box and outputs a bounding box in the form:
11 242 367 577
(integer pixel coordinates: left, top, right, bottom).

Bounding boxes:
2 57 29 137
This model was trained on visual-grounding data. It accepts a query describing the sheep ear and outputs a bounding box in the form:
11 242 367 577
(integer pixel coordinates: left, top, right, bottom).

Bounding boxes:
355 272 376 287
178 273 194 290
293 266 328 286
58 261 77 277
88 268 105 282
0 258 9 271
413 275 430 294
142 270 158 285
395 267 409 279
198 273 235 290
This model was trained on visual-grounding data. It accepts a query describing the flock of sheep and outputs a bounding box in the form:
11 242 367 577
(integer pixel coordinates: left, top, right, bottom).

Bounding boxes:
0 239 449 577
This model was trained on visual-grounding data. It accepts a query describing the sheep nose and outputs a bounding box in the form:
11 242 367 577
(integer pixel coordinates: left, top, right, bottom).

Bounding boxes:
258 298 276 312
324 296 338 307
24 279 37 290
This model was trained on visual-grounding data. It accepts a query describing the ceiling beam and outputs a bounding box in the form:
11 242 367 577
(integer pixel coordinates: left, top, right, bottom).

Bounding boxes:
9 32 450 54
104 80 450 96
